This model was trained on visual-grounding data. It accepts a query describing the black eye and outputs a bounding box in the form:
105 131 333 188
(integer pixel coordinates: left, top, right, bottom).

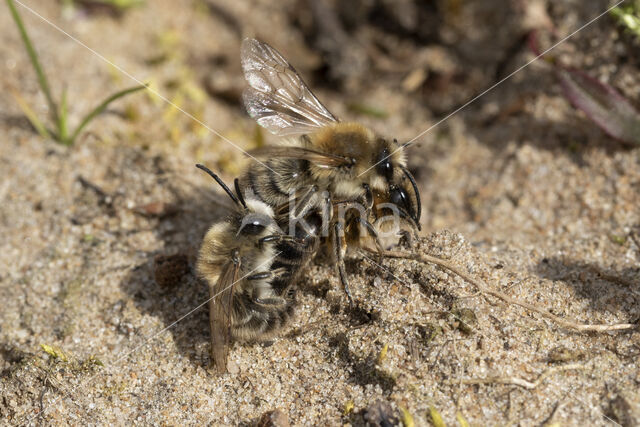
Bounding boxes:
240 220 266 235
390 185 410 212
239 212 273 235
376 148 394 180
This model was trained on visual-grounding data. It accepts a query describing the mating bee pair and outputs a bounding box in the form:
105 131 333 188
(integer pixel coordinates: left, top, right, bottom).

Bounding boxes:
196 39 421 373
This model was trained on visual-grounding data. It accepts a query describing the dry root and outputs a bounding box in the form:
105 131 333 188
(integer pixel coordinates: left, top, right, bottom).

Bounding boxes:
446 363 586 390
382 250 637 333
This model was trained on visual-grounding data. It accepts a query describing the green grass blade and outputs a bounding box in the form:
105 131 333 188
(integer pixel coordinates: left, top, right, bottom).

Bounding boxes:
10 88 53 140
59 88 70 144
69 84 145 144
6 0 60 126
96 0 144 10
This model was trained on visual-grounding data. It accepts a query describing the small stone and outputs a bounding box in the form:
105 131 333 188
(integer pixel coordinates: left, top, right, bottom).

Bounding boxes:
363 400 398 426
226 360 239 374
134 202 178 218
450 308 477 335
257 409 290 427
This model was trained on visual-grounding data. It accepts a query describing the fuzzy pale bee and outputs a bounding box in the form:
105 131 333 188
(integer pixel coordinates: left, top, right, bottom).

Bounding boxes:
196 164 325 373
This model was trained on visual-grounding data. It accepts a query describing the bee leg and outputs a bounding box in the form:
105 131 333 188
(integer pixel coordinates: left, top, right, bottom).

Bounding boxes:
231 249 240 265
294 184 319 217
333 194 371 213
397 229 414 249
397 209 421 239
364 183 380 222
254 296 288 307
246 271 272 281
361 183 374 210
259 234 304 249
246 267 288 281
259 235 283 247
333 221 354 308
358 218 384 264
276 184 319 217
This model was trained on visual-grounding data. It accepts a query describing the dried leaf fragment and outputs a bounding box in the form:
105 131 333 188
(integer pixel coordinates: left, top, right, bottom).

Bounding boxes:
556 67 640 145
257 409 290 427
40 344 68 362
429 407 446 427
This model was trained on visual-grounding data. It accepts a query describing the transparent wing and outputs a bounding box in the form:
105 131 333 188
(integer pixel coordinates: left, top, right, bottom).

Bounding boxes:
241 38 338 136
208 259 240 374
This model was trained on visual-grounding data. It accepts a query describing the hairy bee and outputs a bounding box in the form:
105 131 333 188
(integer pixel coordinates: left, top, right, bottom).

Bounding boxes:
238 38 422 302
196 164 325 373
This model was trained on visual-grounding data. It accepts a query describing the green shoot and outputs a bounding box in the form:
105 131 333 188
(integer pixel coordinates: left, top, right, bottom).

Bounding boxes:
6 0 59 125
610 1 640 40
59 88 69 142
69 85 146 143
6 0 145 145
10 88 52 139
94 0 144 10
346 102 389 118
62 0 144 14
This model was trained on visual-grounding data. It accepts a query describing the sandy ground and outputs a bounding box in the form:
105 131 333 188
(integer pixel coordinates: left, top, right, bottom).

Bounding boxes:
1 0 639 425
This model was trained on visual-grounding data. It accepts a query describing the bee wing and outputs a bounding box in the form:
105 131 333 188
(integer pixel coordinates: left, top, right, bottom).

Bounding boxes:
209 259 240 374
241 38 338 136
248 146 352 168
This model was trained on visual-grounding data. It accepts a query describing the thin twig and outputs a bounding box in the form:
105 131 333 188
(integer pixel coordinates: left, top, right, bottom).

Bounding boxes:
382 250 637 332
76 175 114 212
37 383 47 426
540 401 562 426
447 363 586 390
629 228 640 256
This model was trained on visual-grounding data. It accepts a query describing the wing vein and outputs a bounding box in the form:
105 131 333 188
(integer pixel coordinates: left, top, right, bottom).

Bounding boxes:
241 38 337 136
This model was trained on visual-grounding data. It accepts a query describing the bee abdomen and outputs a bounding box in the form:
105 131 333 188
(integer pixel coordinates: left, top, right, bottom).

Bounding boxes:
231 291 295 340
244 160 314 207
268 169 289 197
246 167 271 205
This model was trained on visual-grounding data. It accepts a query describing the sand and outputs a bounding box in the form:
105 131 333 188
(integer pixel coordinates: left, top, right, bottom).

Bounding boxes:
1 0 638 425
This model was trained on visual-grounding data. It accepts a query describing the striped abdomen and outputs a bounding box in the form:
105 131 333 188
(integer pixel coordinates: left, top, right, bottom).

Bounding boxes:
242 158 315 207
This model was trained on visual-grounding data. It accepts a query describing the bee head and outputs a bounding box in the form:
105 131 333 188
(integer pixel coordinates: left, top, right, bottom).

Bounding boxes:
372 139 421 231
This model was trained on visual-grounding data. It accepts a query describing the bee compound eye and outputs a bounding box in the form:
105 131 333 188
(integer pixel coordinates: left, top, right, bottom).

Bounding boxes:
390 186 410 211
376 149 394 180
242 221 266 235
240 214 270 235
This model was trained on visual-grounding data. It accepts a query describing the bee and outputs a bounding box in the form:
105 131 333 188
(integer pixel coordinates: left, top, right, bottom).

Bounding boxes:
195 164 326 373
238 38 422 303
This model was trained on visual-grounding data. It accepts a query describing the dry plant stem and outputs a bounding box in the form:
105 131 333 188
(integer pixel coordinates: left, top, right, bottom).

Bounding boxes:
382 250 637 332
630 230 640 255
447 363 586 390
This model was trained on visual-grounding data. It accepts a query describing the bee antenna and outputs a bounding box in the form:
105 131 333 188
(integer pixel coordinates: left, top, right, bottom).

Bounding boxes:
195 164 241 206
233 178 248 209
400 141 413 150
